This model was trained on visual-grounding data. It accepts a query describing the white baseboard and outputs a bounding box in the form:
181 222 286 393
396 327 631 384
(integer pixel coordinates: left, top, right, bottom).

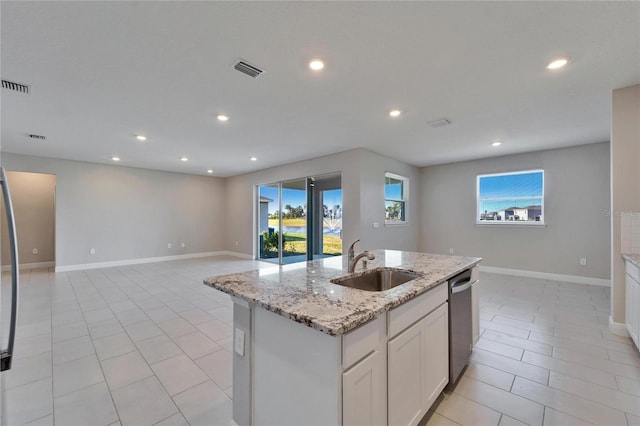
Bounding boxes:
2 261 55 271
479 266 611 287
609 316 630 337
54 251 240 272
219 251 254 260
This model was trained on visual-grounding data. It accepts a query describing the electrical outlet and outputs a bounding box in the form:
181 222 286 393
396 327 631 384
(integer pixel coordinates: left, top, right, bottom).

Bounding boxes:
372 222 380 228
167 243 172 249
181 242 185 248
449 248 454 254
32 248 38 255
90 248 95 255
235 241 239 246
579 258 587 266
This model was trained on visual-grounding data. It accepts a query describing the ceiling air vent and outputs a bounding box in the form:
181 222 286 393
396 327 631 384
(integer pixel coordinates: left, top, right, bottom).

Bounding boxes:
428 118 451 128
2 79 30 94
27 134 46 141
233 59 264 78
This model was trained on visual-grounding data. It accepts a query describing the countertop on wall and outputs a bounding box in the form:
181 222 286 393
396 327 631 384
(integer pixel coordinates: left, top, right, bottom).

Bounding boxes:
203 250 480 336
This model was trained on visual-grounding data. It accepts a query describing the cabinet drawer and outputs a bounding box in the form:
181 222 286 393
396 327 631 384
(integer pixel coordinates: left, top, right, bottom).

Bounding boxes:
343 315 385 369
626 260 639 282
389 282 447 338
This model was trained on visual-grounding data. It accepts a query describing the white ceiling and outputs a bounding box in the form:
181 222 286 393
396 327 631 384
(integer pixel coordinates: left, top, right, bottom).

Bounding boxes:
1 1 639 177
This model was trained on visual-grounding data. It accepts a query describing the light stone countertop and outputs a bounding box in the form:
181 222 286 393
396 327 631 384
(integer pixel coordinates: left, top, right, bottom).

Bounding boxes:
623 254 640 268
203 250 481 336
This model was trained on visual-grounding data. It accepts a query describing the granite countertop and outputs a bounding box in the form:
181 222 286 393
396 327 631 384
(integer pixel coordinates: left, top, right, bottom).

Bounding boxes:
623 254 640 268
203 250 481 336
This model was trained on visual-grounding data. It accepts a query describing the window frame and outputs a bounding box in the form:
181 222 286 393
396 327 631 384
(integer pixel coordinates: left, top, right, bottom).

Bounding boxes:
476 169 545 226
385 172 409 225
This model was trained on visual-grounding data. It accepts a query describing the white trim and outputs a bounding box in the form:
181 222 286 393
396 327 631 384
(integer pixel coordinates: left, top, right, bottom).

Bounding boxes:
220 251 254 260
608 316 630 337
479 265 611 287
2 261 55 271
54 251 246 272
475 222 546 227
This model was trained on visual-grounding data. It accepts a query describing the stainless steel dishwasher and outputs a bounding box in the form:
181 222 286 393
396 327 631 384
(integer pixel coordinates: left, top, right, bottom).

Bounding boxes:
448 268 474 386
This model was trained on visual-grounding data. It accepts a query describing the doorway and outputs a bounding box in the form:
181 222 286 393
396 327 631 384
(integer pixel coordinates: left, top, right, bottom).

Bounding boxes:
257 173 342 264
1 171 56 270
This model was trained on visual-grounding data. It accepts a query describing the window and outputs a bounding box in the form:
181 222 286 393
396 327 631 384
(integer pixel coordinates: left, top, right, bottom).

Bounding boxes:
477 170 544 224
385 172 409 224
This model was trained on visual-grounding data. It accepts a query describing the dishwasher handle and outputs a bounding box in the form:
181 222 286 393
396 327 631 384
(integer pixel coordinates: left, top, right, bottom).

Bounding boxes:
450 277 472 294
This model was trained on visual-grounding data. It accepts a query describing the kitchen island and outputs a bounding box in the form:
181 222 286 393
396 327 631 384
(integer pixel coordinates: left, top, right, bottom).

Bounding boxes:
204 250 481 426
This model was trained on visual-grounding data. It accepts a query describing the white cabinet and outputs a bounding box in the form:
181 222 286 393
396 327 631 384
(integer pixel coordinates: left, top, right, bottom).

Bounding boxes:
388 318 426 426
244 280 454 426
343 350 385 426
342 315 386 426
422 303 449 408
388 302 449 426
625 260 640 349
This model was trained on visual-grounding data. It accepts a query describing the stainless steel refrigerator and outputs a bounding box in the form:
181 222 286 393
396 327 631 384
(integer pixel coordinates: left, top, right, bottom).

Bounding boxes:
0 166 20 424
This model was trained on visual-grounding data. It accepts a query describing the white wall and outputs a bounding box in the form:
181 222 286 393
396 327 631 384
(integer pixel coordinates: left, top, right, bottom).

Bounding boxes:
1 153 227 268
420 142 611 280
224 149 421 257
1 171 56 266
611 84 640 325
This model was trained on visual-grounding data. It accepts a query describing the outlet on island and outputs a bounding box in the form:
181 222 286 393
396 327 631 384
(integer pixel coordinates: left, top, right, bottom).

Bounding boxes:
168 243 172 249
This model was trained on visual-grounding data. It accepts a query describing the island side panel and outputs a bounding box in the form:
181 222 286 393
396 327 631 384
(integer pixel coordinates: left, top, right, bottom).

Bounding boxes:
233 300 252 426
253 307 341 426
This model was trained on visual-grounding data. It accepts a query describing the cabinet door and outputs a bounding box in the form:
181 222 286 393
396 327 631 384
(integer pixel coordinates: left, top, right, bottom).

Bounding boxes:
626 274 635 343
423 303 449 409
628 275 640 348
635 279 640 348
388 320 425 426
343 350 384 426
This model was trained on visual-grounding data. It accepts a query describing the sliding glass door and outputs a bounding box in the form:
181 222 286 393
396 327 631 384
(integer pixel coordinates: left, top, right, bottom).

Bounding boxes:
257 183 280 263
257 173 342 264
281 179 307 263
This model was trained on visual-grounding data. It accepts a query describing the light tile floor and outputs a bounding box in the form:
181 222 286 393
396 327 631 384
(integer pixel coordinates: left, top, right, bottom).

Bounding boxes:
426 272 640 426
1 257 638 425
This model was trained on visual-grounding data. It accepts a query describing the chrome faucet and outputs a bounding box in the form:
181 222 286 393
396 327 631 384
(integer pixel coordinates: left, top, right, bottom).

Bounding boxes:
347 240 375 273
347 239 360 265
349 251 375 273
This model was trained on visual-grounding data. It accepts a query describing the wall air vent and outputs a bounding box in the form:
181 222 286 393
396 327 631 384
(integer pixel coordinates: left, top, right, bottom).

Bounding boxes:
2 79 30 94
233 59 264 78
428 118 452 128
27 134 46 141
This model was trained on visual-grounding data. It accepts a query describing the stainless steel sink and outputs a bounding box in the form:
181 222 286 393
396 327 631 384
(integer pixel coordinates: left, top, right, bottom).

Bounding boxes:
330 268 421 291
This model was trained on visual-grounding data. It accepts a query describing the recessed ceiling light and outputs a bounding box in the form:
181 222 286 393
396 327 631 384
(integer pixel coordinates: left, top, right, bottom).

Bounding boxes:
250 156 257 162
135 135 147 141
180 157 188 162
112 156 120 161
207 169 213 174
546 57 569 70
217 114 229 122
491 141 502 147
309 59 324 71
389 109 402 118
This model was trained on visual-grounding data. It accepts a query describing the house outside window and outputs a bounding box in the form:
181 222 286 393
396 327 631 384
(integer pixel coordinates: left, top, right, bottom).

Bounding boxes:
477 170 544 225
385 172 409 224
